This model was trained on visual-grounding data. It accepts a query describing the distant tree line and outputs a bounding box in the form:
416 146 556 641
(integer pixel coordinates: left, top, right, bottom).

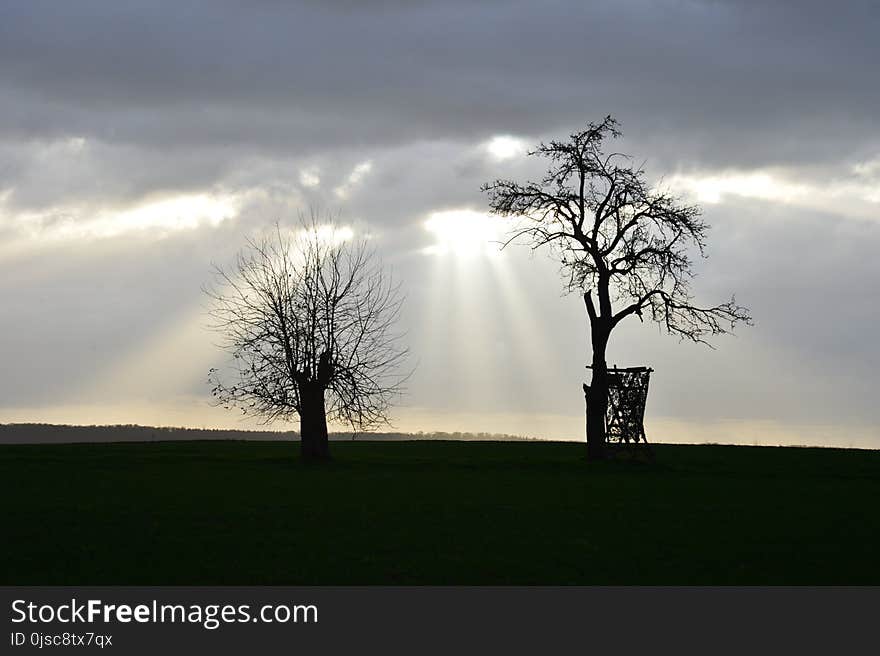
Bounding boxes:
0 424 535 444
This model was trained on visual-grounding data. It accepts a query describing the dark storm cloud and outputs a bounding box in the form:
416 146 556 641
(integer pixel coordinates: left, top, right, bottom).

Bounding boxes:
1 0 878 163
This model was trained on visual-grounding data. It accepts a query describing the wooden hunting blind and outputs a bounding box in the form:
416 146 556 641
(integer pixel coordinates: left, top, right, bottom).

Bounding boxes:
585 365 653 448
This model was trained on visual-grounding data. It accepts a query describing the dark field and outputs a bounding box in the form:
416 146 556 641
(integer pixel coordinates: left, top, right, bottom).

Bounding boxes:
2 440 878 584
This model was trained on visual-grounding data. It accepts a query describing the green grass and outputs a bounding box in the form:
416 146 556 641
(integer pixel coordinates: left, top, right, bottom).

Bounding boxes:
2 440 879 584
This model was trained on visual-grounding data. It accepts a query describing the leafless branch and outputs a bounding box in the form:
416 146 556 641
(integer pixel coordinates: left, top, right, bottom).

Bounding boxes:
482 116 752 345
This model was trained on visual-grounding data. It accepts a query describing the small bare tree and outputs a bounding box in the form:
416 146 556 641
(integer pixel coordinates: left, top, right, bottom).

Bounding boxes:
205 215 409 460
482 116 752 460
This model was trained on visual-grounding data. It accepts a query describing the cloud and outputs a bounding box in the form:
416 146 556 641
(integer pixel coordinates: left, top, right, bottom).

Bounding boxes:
1 2 878 161
2 191 242 241
665 163 880 221
298 167 321 188
333 160 373 199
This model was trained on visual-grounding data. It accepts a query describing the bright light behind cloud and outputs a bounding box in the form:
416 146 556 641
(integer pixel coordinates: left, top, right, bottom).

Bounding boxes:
7 192 241 241
423 209 503 257
105 194 238 235
485 135 527 161
299 167 321 188
666 165 880 220
281 223 356 265
300 223 355 245
666 171 809 204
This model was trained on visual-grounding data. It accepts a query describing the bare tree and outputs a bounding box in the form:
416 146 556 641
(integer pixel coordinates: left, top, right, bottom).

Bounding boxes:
205 215 409 460
482 116 752 460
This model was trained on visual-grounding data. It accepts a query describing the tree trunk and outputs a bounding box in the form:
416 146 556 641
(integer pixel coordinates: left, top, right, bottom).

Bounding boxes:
299 382 330 461
584 326 610 461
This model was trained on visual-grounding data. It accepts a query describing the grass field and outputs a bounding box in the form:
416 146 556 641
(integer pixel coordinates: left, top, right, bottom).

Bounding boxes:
2 439 879 584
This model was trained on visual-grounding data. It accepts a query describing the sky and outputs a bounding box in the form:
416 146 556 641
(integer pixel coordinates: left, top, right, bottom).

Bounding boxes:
1 0 878 447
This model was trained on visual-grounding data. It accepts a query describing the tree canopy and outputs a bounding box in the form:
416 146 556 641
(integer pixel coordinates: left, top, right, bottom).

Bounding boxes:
205 216 409 459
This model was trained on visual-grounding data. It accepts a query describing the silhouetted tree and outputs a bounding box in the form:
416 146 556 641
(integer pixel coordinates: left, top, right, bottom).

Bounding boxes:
205 215 409 461
482 116 751 460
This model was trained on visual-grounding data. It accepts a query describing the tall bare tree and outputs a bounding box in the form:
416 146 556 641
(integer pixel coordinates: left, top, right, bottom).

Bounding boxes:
482 116 752 460
205 215 409 460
